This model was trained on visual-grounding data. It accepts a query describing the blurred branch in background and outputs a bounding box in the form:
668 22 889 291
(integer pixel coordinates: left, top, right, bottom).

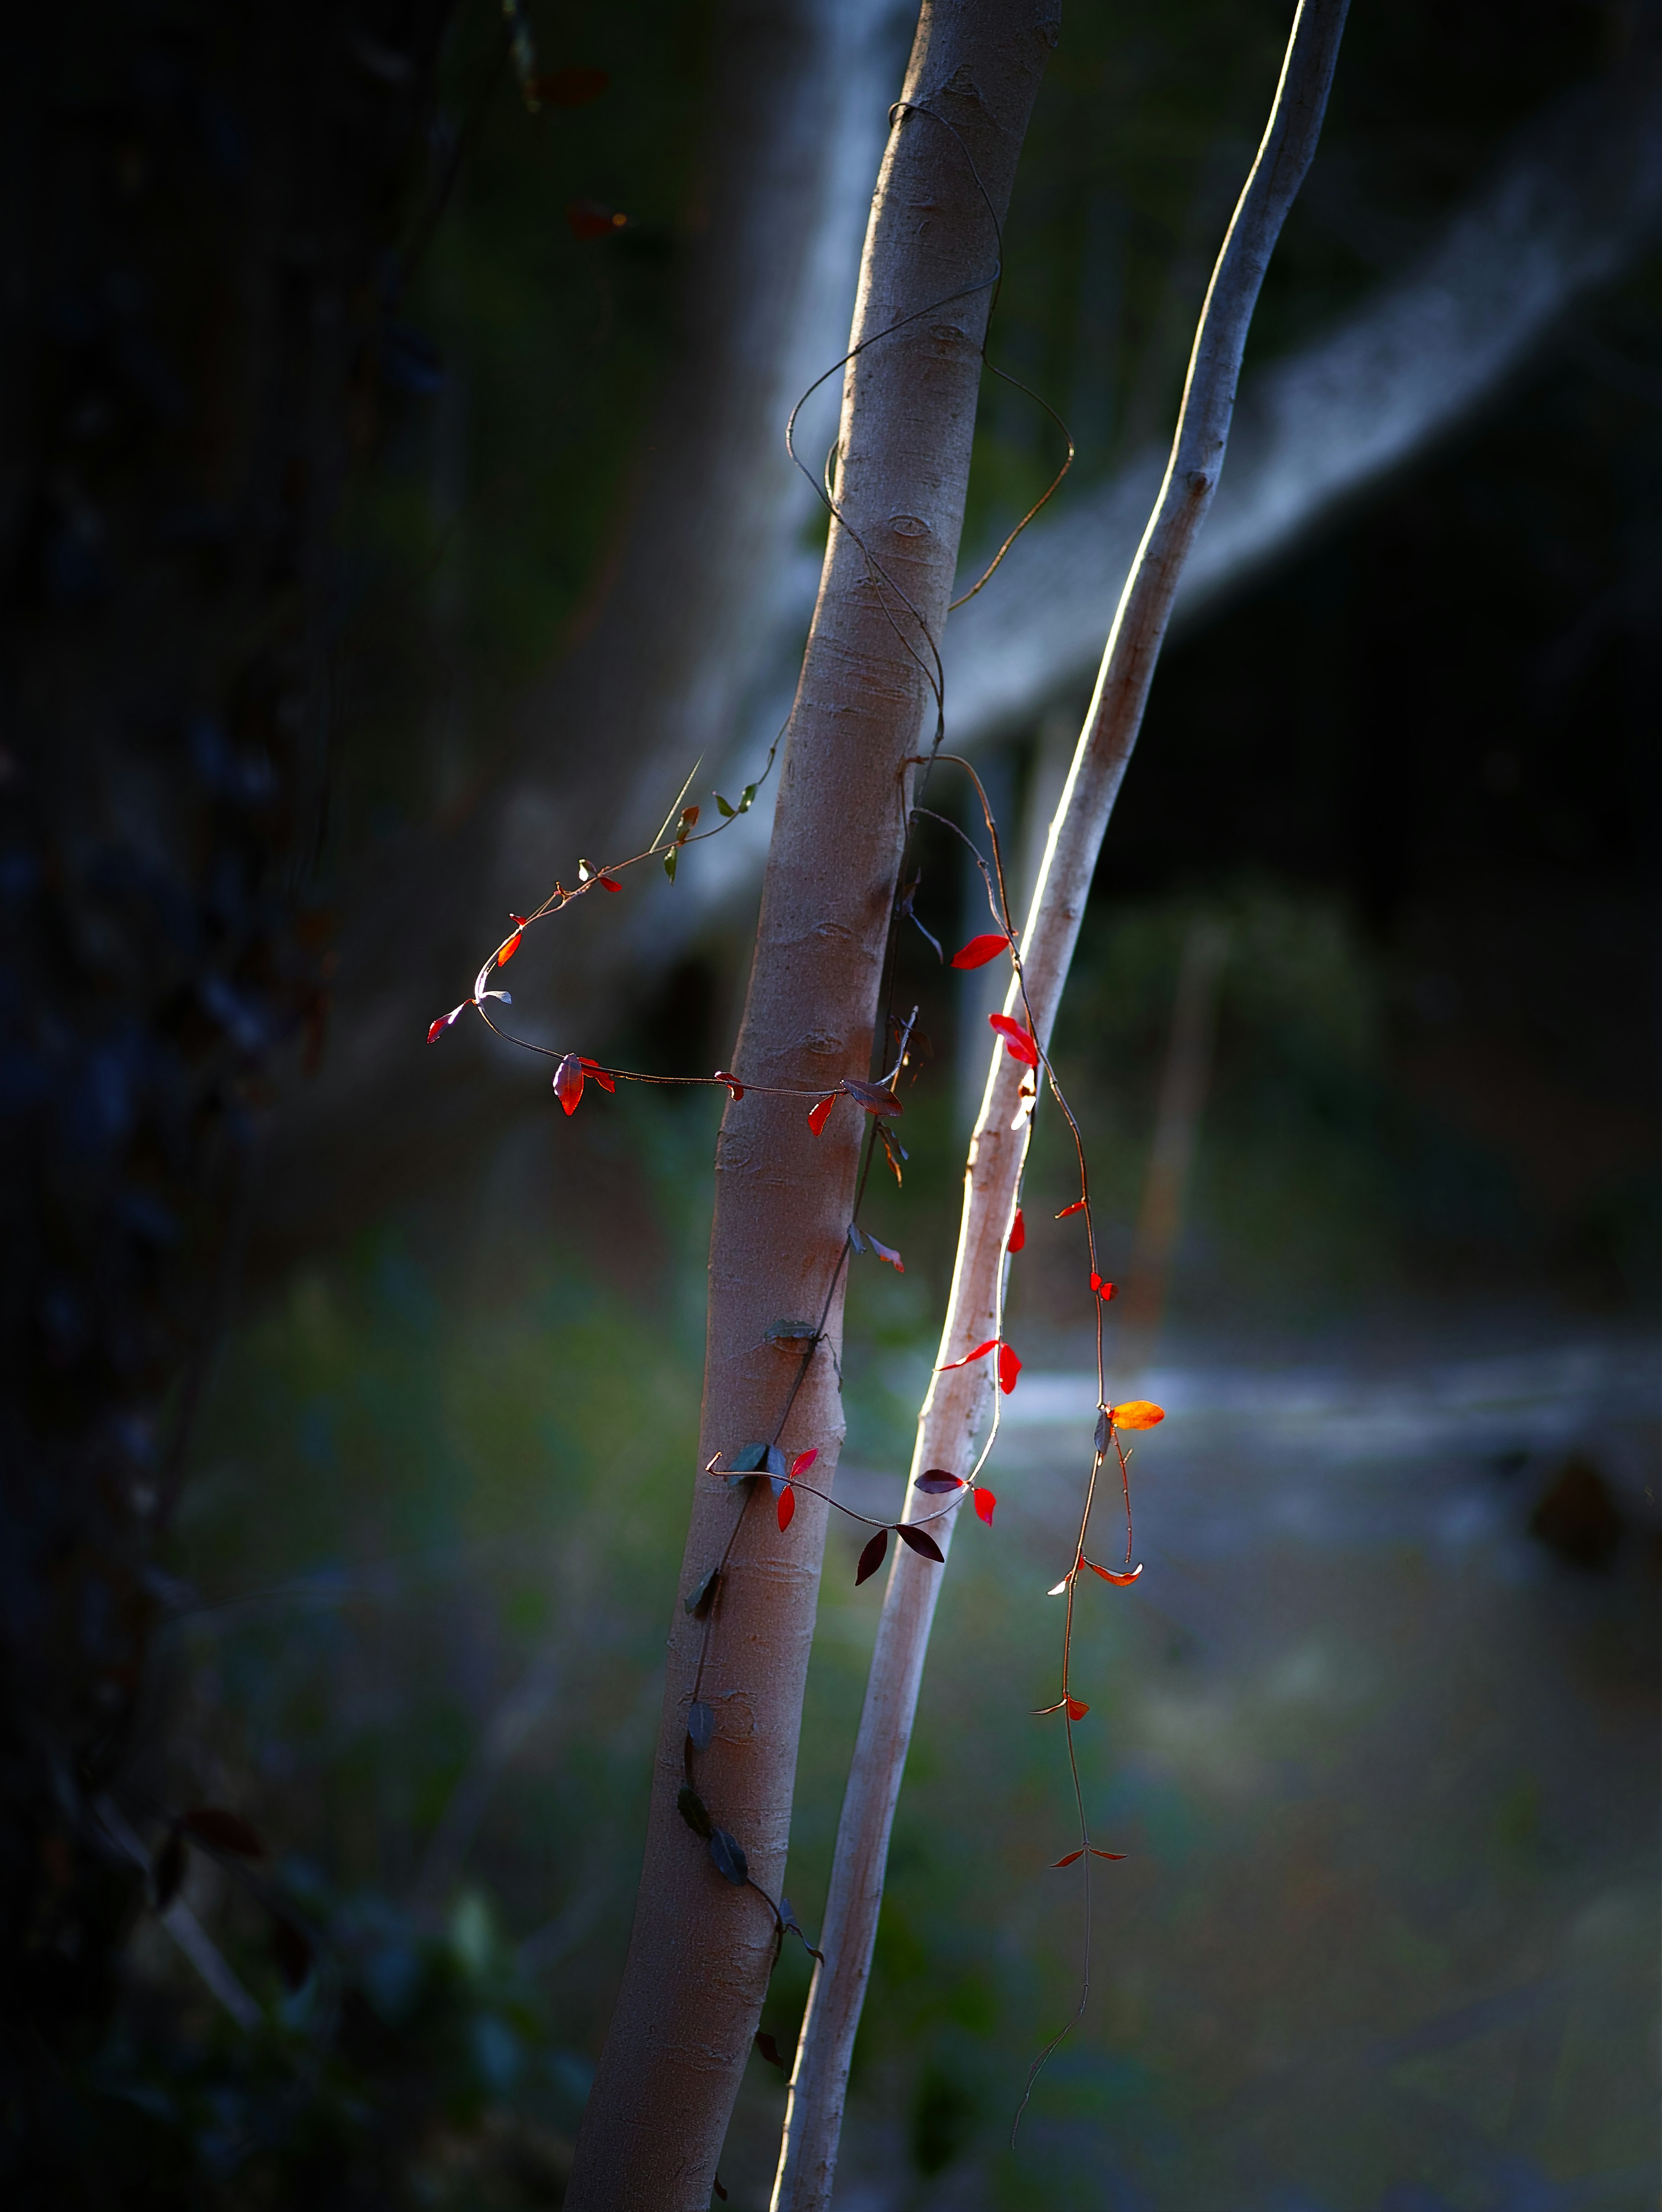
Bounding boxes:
254 39 1662 1270
1112 919 1230 1386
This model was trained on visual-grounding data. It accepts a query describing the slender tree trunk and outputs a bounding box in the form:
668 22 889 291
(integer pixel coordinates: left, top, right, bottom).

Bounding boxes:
564 6 1059 2205
772 7 1349 2204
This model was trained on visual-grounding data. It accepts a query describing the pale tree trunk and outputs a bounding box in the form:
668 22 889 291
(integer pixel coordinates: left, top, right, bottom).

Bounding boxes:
772 6 1350 2205
563 6 1060 2207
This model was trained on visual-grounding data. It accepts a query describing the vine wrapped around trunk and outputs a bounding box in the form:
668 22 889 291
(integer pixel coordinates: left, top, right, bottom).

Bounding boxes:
564 5 1059 2206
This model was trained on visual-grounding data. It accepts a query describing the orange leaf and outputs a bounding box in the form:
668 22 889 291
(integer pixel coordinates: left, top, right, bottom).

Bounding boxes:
807 1095 836 1136
776 1485 796 1533
1092 1849 1127 1861
937 1339 997 1372
789 1449 818 1480
495 928 524 967
1055 1198 1086 1218
1086 1560 1143 1585
997 1343 1022 1395
974 1489 995 1526
1007 1207 1026 1253
1110 1400 1164 1430
951 932 1011 970
1065 1697 1089 1721
579 1058 616 1093
1051 1849 1085 1868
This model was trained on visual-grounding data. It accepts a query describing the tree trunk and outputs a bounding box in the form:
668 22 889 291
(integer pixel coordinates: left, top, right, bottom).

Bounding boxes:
564 6 1059 2205
773 6 1349 2203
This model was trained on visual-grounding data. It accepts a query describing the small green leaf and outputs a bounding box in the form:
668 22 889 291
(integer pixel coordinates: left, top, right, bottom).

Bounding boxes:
715 794 736 819
738 785 755 812
664 847 677 881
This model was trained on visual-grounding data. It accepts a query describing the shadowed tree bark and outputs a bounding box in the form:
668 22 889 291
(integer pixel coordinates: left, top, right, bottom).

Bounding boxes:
564 6 1060 2204
0 1 449 2184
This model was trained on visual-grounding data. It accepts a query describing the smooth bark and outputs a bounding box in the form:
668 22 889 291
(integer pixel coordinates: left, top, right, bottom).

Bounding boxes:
773 6 1349 2204
564 6 1059 2206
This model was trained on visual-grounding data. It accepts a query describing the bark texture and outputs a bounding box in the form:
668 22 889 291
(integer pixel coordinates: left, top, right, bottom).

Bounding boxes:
564 6 1059 2206
773 6 1350 2203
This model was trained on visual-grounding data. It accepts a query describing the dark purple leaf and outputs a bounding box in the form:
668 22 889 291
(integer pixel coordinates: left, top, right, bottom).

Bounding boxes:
1094 1409 1111 1453
754 2031 787 2073
687 1701 715 1752
684 1567 720 1618
895 1523 944 1563
713 2179 728 2203
709 1827 748 1887
677 1784 713 1839
842 1078 902 1117
915 1470 964 1493
855 1529 889 1586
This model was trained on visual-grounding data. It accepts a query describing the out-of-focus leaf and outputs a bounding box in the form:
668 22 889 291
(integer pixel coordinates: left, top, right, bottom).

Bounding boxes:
271 1913 314 1989
895 1523 944 1563
687 1701 715 1752
915 1470 963 1493
153 1828 186 1910
684 1568 720 1618
974 1489 996 1525
709 1827 748 1887
867 1235 903 1271
1110 1400 1165 1429
848 1223 866 1253
998 1343 1022 1394
1092 1849 1127 1862
182 1807 265 1857
951 932 1011 969
677 1784 713 1839
754 2030 787 2073
855 1530 889 1586
567 199 625 239
1008 1207 1026 1252
534 64 610 106
1052 1849 1084 1868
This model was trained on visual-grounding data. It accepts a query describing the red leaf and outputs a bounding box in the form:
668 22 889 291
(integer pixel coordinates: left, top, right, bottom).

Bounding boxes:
1007 1208 1026 1253
1055 1198 1086 1218
495 928 524 967
998 1343 1022 1395
533 64 610 106
789 1449 818 1480
1065 1697 1089 1721
1090 1272 1117 1301
895 1522 944 1563
427 1016 447 1043
553 1053 585 1115
855 1529 889 1586
868 1235 904 1272
951 932 1011 970
680 805 700 832
598 874 621 893
577 1057 616 1093
714 1069 745 1100
1086 1560 1143 1585
974 1488 996 1525
937 1338 997 1372
567 199 624 239
989 1013 1038 1067
1052 1849 1085 1868
182 1807 265 1858
427 1003 465 1043
915 1470 964 1493
1092 1849 1127 1862
776 1485 796 1532
807 1095 836 1136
